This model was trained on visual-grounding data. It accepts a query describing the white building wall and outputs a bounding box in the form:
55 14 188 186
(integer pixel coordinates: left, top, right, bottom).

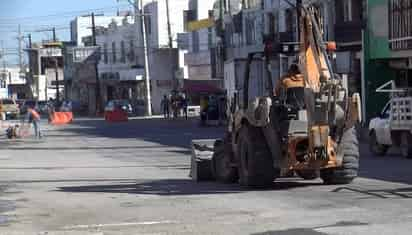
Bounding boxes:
71 16 134 46
197 0 215 19
96 21 144 77
145 0 189 49
4 67 26 85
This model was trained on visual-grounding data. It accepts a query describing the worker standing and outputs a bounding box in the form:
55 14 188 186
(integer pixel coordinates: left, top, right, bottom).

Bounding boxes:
27 107 41 139
161 95 170 118
182 95 188 120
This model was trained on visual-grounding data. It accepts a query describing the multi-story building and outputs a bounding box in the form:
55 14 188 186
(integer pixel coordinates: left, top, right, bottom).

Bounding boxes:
27 41 65 101
215 0 364 108
96 18 147 112
363 0 412 119
70 15 133 46
220 0 334 102
63 42 99 114
143 0 189 113
334 0 364 96
179 0 228 105
95 0 190 115
0 67 28 99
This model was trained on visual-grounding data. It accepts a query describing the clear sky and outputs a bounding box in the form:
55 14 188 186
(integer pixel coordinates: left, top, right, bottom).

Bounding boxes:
0 0 132 66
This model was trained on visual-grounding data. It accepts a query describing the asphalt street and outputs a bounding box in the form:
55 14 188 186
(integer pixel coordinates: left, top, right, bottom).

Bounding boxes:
0 118 412 234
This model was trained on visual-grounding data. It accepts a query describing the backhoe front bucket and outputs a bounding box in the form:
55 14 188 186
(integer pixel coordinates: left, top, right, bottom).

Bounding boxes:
190 139 217 181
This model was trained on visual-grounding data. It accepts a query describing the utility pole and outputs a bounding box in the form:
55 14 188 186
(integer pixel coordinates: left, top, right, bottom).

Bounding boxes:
53 29 59 102
1 41 6 88
28 34 32 48
297 0 302 41
165 0 173 49
138 0 152 116
52 27 56 42
126 0 152 116
91 12 101 114
18 24 24 72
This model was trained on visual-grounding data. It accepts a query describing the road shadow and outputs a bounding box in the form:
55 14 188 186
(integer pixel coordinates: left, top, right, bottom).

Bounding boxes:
358 143 412 185
51 118 224 149
57 179 322 196
253 221 369 235
0 145 175 151
252 229 327 235
332 186 412 199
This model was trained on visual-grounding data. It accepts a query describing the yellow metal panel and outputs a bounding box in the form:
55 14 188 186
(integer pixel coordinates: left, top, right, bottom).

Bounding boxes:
187 18 214 31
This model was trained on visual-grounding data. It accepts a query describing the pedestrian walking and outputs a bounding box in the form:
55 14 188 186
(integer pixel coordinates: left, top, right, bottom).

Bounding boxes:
27 107 41 138
161 95 170 118
182 95 188 120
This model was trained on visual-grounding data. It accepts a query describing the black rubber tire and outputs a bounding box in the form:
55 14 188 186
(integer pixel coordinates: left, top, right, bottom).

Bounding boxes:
400 132 412 159
211 139 238 183
296 170 320 180
369 130 388 156
321 127 359 185
237 125 277 187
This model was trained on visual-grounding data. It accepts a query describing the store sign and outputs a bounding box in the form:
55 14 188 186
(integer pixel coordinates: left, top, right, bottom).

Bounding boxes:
39 48 62 57
187 18 214 31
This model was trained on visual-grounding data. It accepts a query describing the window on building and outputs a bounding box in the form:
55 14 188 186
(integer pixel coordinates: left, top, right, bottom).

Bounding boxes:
389 0 412 50
245 17 256 45
145 17 152 35
285 8 296 37
103 43 108 64
343 0 353 22
192 31 199 52
208 28 213 49
129 40 135 62
112 42 117 63
120 41 126 63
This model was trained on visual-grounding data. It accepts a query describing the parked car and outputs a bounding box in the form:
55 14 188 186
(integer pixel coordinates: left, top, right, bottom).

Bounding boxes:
104 100 133 115
0 99 20 119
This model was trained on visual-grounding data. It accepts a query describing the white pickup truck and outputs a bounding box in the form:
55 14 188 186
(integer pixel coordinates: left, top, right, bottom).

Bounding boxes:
369 97 412 158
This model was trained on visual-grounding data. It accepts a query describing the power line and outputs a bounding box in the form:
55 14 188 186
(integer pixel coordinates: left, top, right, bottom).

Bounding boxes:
0 5 131 22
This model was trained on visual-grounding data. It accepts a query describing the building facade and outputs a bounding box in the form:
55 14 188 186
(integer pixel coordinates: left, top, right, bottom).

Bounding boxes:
0 67 28 99
364 0 412 119
70 15 133 46
27 42 65 101
96 18 146 113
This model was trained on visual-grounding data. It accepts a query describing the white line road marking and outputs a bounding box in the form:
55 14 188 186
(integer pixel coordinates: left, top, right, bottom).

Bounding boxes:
63 220 178 230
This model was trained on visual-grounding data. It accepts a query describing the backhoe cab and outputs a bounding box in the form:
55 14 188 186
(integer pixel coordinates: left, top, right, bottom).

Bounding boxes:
191 3 362 187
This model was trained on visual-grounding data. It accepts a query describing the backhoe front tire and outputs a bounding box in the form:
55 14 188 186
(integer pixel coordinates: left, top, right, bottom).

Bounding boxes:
237 125 277 187
296 170 319 180
400 132 412 159
211 139 238 183
321 127 359 185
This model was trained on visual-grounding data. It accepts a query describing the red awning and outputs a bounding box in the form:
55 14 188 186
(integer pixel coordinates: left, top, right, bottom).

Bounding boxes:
182 80 224 94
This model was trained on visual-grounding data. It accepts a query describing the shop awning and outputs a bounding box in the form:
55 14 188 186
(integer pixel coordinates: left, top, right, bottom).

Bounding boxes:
182 80 224 94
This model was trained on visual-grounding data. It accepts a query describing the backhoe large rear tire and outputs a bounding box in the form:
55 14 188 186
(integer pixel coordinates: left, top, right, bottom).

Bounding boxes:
237 125 277 187
211 139 238 183
321 127 359 185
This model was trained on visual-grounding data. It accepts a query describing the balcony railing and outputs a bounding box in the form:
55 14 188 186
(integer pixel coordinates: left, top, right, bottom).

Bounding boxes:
389 0 412 50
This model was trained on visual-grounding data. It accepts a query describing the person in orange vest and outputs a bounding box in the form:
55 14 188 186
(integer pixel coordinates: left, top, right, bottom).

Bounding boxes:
274 63 305 96
27 107 41 138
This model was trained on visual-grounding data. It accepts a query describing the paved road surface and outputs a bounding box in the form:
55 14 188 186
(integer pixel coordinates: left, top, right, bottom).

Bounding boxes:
0 118 412 234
